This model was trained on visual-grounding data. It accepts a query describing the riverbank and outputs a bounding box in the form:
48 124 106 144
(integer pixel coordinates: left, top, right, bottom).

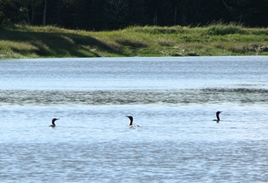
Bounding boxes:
0 24 267 59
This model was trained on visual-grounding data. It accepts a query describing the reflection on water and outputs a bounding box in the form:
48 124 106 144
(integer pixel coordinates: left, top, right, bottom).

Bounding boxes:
0 56 268 182
1 56 268 90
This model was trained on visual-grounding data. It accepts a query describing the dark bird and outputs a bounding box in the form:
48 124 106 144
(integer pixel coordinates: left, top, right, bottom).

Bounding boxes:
126 116 139 128
213 111 222 123
49 118 59 127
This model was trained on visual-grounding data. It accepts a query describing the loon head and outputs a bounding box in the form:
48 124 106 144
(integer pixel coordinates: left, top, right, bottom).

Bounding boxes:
126 116 139 128
126 116 133 126
215 111 222 122
50 118 59 127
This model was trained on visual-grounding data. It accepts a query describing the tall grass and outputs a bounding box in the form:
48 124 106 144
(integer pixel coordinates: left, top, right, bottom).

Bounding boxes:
207 23 245 35
0 24 267 59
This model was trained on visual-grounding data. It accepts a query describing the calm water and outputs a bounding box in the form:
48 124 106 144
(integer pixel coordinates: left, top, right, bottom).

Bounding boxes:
0 56 267 183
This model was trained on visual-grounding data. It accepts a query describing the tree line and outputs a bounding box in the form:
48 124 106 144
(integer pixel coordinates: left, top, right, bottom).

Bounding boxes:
1 0 267 30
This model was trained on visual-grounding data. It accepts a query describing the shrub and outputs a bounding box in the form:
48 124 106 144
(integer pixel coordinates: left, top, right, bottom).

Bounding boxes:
207 23 244 35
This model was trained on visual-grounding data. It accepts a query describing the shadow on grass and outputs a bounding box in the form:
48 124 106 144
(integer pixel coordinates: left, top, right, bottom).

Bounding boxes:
0 29 126 57
115 39 148 49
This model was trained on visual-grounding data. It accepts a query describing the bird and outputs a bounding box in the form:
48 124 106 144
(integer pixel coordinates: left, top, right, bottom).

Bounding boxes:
49 118 59 127
213 111 222 123
126 116 139 128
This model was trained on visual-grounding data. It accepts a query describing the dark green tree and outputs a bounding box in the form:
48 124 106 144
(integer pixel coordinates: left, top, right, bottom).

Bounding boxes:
1 0 268 29
222 0 256 25
0 0 8 25
104 0 131 29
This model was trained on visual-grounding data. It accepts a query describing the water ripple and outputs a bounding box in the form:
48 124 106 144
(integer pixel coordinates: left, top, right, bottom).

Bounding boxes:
0 88 267 106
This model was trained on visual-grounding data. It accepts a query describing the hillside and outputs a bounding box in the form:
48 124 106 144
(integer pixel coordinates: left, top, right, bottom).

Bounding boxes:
0 24 268 59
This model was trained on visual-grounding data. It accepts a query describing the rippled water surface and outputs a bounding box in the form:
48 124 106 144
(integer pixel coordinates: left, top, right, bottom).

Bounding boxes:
0 56 268 183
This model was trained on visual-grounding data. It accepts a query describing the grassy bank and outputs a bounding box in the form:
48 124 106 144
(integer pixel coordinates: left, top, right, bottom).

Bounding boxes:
0 24 268 59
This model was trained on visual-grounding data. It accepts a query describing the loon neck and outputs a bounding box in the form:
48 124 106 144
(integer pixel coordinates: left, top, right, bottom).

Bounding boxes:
216 111 221 122
129 120 133 126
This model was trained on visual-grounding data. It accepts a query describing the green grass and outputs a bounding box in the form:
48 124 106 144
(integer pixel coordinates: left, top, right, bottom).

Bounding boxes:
0 23 267 59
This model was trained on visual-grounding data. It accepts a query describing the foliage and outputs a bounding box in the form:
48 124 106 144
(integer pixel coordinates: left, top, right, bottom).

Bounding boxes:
0 0 268 30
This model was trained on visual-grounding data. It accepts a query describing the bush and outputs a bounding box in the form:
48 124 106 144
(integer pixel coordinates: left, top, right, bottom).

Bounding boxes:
207 23 244 35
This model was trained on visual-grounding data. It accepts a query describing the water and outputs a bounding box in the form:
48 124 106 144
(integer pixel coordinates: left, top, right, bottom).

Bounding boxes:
0 56 267 183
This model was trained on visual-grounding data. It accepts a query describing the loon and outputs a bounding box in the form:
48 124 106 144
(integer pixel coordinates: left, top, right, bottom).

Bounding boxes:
213 111 222 123
126 116 139 128
49 118 59 127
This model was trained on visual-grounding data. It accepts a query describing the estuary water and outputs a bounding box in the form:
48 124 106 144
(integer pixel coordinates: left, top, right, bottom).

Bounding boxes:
0 56 267 183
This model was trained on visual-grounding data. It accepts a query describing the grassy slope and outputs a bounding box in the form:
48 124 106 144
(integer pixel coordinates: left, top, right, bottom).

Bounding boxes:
0 24 268 59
